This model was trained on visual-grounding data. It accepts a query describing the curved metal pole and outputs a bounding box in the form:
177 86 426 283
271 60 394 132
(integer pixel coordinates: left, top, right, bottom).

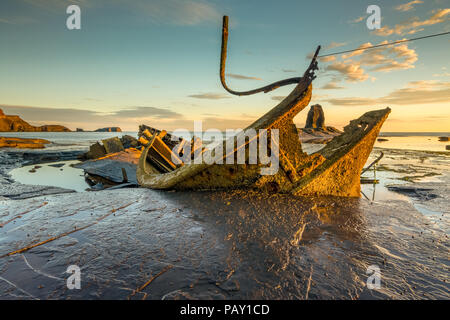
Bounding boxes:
220 15 321 96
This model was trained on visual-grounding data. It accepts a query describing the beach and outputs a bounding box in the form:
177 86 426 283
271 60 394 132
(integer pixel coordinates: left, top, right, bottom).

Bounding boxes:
0 133 448 299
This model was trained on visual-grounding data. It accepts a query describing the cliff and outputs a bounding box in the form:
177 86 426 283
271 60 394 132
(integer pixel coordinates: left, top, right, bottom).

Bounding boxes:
95 127 122 132
0 108 71 132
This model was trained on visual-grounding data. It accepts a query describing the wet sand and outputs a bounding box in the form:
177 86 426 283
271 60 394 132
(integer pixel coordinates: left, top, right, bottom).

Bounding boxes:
0 147 448 300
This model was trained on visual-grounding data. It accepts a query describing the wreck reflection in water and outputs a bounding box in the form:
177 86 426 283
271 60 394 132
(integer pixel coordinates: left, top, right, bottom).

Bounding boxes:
163 191 368 299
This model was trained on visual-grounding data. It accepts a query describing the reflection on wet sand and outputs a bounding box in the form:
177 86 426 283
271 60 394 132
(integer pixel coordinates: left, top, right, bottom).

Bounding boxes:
167 191 369 299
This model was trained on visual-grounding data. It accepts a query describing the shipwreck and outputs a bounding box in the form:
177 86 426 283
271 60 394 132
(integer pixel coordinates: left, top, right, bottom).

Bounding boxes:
136 16 390 197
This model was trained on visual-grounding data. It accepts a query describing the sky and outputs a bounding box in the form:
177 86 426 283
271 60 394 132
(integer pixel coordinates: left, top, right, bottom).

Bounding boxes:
0 0 449 132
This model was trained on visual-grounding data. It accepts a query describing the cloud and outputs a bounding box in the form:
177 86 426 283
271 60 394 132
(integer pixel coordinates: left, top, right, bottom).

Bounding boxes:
226 73 262 81
324 97 376 106
112 106 183 119
321 40 418 85
188 93 231 100
0 104 261 131
372 8 450 36
321 81 345 90
326 42 347 49
0 16 37 25
0 104 183 128
282 69 297 73
433 72 450 77
1 105 101 123
325 61 369 82
395 0 423 12
324 80 450 106
272 94 329 102
341 42 373 59
359 42 418 72
380 80 450 105
349 16 365 24
318 56 336 63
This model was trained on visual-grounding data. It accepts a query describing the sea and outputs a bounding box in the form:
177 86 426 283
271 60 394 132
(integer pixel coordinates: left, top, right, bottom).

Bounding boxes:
1 131 449 152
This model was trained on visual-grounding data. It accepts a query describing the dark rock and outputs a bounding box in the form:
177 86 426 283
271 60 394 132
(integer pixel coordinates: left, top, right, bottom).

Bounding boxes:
446 145 450 150
89 142 107 159
438 136 449 142
305 104 325 129
38 125 71 132
102 137 124 154
299 105 342 143
377 138 389 142
18 150 84 165
95 127 122 132
121 135 139 149
79 136 139 161
90 183 105 191
78 142 106 160
325 126 342 134
386 185 438 201
48 163 65 168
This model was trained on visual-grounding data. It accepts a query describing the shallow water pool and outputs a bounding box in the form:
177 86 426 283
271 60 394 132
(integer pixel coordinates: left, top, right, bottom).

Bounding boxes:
9 160 90 192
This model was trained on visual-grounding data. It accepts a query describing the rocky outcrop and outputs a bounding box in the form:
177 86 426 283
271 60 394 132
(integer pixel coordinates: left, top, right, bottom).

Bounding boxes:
121 135 140 149
0 108 71 132
102 137 125 154
0 137 51 149
79 135 140 160
305 104 325 129
95 127 122 132
39 125 71 132
299 104 342 144
84 142 107 159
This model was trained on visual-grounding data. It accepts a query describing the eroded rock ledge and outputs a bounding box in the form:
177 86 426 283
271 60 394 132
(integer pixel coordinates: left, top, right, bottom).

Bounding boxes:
0 108 70 132
0 137 51 149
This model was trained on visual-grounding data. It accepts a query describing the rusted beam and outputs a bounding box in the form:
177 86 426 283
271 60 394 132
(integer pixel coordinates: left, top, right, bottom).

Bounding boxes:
220 15 321 96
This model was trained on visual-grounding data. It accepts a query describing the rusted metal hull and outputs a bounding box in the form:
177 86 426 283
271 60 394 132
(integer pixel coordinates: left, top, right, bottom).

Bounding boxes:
136 16 391 197
136 87 390 196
